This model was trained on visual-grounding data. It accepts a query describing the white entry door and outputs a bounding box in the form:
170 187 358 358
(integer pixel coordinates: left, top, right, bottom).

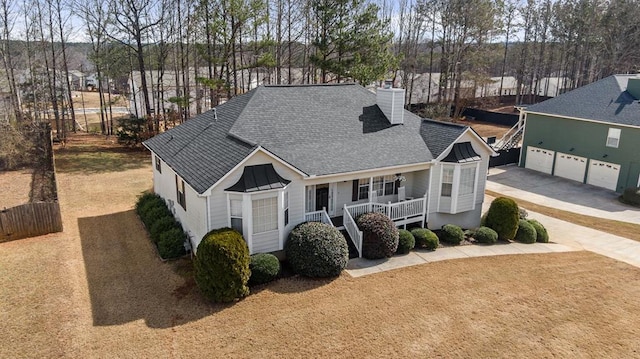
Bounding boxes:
587 160 620 191
525 146 554 174
554 152 587 183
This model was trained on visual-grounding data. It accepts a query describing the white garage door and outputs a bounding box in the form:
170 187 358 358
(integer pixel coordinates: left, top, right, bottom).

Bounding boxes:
554 152 587 183
587 160 620 191
525 146 554 174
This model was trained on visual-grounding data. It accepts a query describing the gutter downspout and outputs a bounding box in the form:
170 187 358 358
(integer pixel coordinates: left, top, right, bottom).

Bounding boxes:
425 160 435 228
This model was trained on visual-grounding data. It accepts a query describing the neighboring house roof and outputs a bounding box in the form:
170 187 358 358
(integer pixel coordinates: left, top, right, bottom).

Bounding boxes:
226 164 291 193
419 119 467 158
145 83 475 195
526 74 640 127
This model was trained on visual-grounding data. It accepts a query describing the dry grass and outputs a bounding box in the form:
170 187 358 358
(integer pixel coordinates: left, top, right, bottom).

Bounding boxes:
2 134 640 357
457 118 512 138
71 91 128 108
487 189 640 243
0 169 33 208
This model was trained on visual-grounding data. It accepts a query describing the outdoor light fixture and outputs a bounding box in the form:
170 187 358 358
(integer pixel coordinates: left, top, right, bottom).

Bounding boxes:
538 141 543 145
603 154 608 158
570 147 575 152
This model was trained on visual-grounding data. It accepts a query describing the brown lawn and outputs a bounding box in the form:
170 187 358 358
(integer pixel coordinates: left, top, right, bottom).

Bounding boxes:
0 169 33 208
2 134 640 358
457 118 512 139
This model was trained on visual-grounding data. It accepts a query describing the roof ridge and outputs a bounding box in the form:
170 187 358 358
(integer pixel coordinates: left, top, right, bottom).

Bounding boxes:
263 83 357 88
226 87 260 143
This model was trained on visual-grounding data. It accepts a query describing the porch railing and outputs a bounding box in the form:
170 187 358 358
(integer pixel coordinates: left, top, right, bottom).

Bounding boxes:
343 204 363 258
304 208 333 226
345 196 426 224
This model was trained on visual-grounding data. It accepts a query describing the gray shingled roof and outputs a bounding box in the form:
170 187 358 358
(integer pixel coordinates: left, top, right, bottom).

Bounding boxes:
143 92 257 194
145 83 470 194
228 84 433 176
419 119 467 158
526 74 640 127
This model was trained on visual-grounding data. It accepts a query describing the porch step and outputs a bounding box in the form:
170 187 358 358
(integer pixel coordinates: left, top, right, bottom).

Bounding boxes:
340 230 360 259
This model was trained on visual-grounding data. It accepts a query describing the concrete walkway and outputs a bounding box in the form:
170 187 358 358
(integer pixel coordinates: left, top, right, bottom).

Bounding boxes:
346 242 577 278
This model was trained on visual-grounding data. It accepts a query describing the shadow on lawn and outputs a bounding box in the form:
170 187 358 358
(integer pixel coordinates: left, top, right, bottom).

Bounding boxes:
78 210 226 328
55 145 149 174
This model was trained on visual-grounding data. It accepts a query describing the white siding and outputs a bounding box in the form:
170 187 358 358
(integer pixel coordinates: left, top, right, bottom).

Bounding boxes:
427 130 491 229
410 169 430 198
205 150 305 252
252 230 280 253
151 155 207 250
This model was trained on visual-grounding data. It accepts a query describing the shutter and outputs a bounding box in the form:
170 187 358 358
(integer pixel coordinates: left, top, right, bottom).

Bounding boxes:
394 178 401 195
352 180 359 201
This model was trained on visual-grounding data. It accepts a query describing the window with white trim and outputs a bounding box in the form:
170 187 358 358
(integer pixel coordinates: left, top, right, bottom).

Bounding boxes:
252 197 278 233
358 178 369 200
383 175 397 196
441 167 454 197
459 167 477 195
155 155 161 173
372 176 384 196
439 162 479 214
230 199 243 234
606 128 621 148
176 176 186 210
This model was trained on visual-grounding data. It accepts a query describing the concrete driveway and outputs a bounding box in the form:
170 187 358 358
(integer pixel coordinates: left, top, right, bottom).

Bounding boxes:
486 165 640 268
487 165 640 224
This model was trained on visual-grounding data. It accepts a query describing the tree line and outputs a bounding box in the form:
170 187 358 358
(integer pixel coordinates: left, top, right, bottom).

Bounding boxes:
0 0 638 138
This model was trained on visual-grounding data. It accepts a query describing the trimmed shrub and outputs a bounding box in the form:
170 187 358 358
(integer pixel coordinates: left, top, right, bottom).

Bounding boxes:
515 219 537 244
135 193 165 221
411 228 439 250
396 229 415 254
149 216 179 243
620 187 640 207
485 197 520 241
357 212 399 259
439 224 464 245
473 226 498 244
527 219 549 243
194 228 250 302
249 253 281 285
285 222 349 278
141 204 172 228
158 227 187 259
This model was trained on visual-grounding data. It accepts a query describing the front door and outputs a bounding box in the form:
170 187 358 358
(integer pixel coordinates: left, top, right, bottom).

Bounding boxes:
316 185 329 211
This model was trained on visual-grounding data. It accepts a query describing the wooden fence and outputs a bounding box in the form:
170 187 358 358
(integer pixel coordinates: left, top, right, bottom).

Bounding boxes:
0 201 63 243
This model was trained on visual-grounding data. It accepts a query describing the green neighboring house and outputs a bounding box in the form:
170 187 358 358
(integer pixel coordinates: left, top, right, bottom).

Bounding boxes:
520 74 640 193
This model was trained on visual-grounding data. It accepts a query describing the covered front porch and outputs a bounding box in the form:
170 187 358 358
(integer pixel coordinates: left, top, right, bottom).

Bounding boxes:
303 169 430 257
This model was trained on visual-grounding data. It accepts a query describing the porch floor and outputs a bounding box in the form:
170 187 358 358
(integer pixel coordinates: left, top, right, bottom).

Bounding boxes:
330 216 344 228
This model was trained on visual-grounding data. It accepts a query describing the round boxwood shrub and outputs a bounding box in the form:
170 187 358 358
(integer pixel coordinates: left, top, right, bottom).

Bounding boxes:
473 226 498 244
411 228 439 250
194 228 250 302
439 224 464 245
249 253 281 285
158 227 187 259
515 219 537 244
149 215 179 243
396 229 415 254
527 219 549 243
357 212 399 259
285 222 349 278
485 197 520 241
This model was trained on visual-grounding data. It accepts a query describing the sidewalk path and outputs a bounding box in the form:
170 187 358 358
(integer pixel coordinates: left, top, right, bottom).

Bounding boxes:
346 242 577 278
